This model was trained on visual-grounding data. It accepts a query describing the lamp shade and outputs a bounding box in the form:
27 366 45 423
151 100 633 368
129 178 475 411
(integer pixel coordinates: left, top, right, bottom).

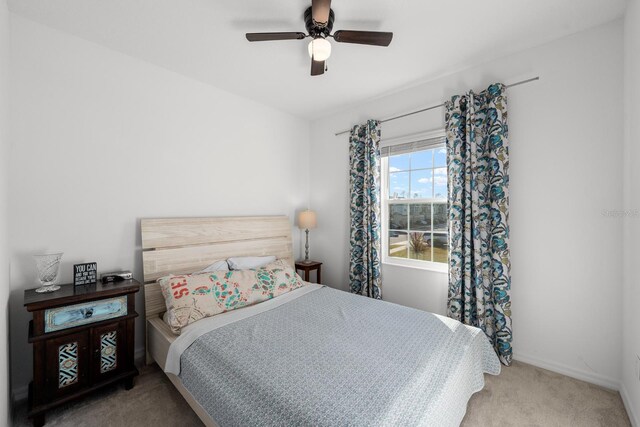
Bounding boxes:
298 210 317 230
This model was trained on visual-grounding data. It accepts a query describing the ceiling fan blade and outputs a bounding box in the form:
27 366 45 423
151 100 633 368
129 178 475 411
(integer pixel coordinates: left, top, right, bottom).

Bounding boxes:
312 0 331 26
311 58 325 76
245 32 306 42
333 30 393 46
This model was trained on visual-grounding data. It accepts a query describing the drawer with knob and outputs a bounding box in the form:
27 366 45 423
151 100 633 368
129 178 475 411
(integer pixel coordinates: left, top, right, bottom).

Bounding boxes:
44 296 128 333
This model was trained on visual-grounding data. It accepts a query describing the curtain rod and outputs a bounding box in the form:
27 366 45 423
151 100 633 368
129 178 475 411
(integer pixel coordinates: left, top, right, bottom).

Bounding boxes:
334 76 540 136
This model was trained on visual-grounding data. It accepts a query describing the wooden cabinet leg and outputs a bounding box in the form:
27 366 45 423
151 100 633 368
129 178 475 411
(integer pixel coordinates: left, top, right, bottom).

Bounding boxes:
32 413 45 427
124 376 134 390
317 266 321 284
304 270 310 282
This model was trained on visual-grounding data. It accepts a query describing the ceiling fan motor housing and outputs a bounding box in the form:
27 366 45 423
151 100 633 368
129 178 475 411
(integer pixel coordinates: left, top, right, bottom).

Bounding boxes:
304 7 334 38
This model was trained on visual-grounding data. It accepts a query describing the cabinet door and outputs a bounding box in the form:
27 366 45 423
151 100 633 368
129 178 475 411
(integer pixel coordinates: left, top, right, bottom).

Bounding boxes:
45 331 90 400
91 322 125 382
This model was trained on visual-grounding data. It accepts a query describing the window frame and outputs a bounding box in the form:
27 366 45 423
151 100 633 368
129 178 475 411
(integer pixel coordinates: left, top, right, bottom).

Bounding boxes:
380 130 448 273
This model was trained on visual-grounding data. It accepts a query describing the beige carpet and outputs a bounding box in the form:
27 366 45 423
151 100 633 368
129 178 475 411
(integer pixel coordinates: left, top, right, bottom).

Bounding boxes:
461 361 630 427
14 361 631 426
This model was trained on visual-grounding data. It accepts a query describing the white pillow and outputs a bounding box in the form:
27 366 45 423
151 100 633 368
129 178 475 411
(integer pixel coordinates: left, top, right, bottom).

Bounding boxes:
194 259 229 273
227 255 276 270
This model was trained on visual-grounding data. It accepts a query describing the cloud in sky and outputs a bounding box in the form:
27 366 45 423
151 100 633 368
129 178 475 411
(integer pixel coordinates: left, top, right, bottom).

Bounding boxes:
418 177 432 184
434 168 447 185
389 167 401 173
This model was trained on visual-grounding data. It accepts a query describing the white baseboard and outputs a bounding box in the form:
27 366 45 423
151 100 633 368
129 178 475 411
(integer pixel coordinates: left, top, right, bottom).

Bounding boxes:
135 345 146 366
620 382 639 427
513 352 620 390
11 385 28 404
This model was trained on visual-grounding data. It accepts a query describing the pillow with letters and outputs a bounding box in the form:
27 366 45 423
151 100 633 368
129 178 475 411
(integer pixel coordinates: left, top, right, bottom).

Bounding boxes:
158 260 305 333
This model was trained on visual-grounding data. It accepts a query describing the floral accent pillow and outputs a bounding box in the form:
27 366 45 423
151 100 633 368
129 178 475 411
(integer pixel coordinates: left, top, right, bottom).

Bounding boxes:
158 260 304 334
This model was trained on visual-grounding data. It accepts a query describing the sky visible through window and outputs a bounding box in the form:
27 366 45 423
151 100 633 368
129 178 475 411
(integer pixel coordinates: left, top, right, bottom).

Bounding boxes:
386 145 448 264
389 147 447 199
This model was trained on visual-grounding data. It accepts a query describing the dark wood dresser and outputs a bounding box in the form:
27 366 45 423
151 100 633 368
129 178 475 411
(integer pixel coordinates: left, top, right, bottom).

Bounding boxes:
24 280 140 427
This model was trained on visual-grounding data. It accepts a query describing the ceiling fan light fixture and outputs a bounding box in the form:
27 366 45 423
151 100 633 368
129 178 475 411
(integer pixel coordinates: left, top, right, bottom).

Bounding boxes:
245 3 393 76
308 37 331 61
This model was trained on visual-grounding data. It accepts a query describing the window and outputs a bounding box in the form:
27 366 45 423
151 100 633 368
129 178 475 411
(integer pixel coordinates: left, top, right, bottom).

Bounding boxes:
381 133 448 270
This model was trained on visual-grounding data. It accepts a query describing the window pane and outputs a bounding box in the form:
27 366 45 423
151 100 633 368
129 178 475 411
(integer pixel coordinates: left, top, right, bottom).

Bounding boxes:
389 172 410 200
433 233 448 263
434 168 447 198
389 204 408 230
433 203 447 231
410 203 431 231
434 146 447 167
385 142 449 266
408 232 432 262
389 154 410 172
389 231 408 259
410 169 433 199
410 149 433 170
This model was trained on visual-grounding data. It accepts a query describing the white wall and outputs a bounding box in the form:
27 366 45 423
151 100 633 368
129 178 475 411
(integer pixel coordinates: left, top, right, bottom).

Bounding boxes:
4 6 634 423
0 0 11 423
310 21 624 388
7 15 311 400
622 1 640 424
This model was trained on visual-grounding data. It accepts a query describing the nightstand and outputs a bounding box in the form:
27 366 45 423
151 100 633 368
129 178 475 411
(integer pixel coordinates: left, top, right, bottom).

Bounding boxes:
24 279 140 427
295 261 322 284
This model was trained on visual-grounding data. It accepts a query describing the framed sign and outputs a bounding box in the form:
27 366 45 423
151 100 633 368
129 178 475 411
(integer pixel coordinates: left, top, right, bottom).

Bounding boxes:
73 262 97 286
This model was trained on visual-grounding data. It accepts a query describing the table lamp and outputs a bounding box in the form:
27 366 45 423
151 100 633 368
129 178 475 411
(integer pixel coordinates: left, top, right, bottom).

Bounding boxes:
298 210 317 262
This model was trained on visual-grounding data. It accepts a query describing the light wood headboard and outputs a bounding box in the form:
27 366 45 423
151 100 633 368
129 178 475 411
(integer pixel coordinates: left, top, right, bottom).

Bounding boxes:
141 216 293 321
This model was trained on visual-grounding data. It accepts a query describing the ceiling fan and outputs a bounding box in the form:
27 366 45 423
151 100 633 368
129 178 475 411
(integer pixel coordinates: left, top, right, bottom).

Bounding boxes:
245 0 393 76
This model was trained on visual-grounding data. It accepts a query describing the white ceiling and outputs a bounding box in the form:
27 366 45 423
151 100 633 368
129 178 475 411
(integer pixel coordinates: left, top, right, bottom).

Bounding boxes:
8 0 628 119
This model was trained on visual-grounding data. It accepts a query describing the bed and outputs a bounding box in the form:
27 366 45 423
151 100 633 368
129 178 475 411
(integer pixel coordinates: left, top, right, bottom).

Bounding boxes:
142 215 500 427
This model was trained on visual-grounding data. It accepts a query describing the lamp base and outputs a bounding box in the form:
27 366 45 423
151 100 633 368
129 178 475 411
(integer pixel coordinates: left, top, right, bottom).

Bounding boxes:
304 229 310 262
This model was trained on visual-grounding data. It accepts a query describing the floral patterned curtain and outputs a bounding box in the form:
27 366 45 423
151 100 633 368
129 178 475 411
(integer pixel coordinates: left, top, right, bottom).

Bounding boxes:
349 120 382 299
445 83 512 366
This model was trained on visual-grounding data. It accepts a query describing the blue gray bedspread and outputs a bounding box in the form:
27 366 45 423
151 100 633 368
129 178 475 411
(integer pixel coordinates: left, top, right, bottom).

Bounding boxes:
179 286 500 426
